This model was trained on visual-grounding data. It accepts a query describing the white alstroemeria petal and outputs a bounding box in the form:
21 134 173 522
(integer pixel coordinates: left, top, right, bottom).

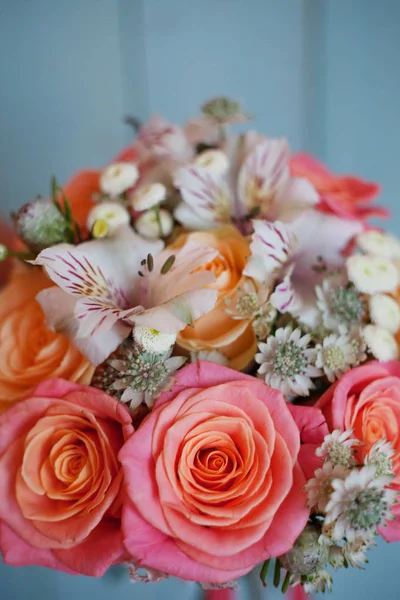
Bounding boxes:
87 201 130 235
135 209 174 239
130 183 167 211
243 219 297 283
357 230 400 260
100 162 139 196
363 324 399 361
237 138 290 217
347 255 398 294
274 176 318 222
173 202 215 231
369 293 400 333
194 149 229 177
138 115 193 161
270 265 302 314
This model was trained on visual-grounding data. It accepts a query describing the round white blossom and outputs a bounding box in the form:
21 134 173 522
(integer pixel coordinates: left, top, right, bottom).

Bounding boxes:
134 208 174 239
369 293 400 333
100 162 139 196
315 331 357 383
133 325 176 355
347 255 398 295
363 324 399 361
130 183 167 211
304 461 350 513
194 149 229 177
357 230 400 260
256 324 322 397
87 201 130 235
316 429 360 467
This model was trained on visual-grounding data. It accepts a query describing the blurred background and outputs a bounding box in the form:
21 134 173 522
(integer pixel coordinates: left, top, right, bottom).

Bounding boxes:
1 0 400 598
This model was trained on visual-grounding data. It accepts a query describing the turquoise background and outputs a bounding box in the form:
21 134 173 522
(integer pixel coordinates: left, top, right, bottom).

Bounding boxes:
1 1 400 598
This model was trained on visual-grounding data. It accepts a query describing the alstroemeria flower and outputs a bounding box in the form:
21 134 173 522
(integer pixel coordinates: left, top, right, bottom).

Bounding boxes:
173 135 318 231
32 227 219 366
244 212 363 326
136 115 194 162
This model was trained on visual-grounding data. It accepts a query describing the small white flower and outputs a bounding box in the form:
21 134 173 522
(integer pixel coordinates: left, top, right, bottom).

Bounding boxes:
87 201 130 235
252 304 277 341
328 545 345 570
315 330 357 382
348 327 368 365
256 324 322 397
303 569 332 594
134 208 174 239
357 230 400 260
325 465 397 542
130 183 167 211
194 149 229 177
100 162 139 196
316 275 365 331
363 324 399 361
224 279 270 321
369 293 400 333
133 325 176 355
364 439 395 477
347 254 398 294
315 429 360 467
342 534 376 568
190 349 229 366
304 462 350 512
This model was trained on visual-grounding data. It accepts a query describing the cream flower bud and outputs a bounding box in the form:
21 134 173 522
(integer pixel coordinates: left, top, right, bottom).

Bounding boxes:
135 209 174 239
194 150 229 177
0 244 8 261
357 230 400 260
347 255 398 294
133 325 176 355
87 201 130 235
130 183 167 211
100 162 139 196
369 294 400 333
363 324 399 361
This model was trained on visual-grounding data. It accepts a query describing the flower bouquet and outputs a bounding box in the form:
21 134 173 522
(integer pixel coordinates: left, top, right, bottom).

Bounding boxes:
1 96 400 597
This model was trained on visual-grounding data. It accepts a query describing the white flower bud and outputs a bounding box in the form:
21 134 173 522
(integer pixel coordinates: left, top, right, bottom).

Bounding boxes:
194 149 229 177
357 230 400 260
133 325 176 354
135 209 174 239
369 294 400 333
130 183 167 211
0 244 9 261
87 201 130 235
347 255 398 294
363 324 399 361
100 162 139 196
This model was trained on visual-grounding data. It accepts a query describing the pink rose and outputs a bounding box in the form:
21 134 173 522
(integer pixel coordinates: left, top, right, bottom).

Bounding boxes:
290 153 386 222
317 361 400 541
0 378 134 576
288 404 329 480
119 361 309 584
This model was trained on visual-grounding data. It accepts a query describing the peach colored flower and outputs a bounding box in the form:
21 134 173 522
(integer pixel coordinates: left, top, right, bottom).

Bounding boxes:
0 378 134 576
0 267 94 414
171 226 257 370
120 361 309 583
317 361 400 541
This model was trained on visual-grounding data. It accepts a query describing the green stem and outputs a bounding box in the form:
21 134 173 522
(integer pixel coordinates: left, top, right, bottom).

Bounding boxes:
281 571 291 594
259 558 270 587
273 559 281 588
153 205 163 237
5 249 35 261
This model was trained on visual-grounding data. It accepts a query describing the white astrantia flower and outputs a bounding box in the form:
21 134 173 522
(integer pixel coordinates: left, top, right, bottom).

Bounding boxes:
316 275 365 332
369 293 400 333
134 208 174 239
357 230 400 260
315 330 357 383
342 534 377 569
347 254 398 295
100 162 139 196
252 303 278 341
364 439 395 478
194 149 230 177
303 569 333 595
363 324 399 361
325 465 397 542
126 560 169 584
224 278 270 321
328 545 345 571
87 201 131 236
130 183 167 211
255 324 322 397
348 327 368 365
190 349 229 366
315 429 360 468
304 461 350 513
133 325 176 355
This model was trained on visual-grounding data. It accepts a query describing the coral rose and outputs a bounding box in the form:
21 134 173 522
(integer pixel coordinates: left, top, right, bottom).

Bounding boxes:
317 361 400 541
119 362 309 583
171 226 257 370
0 267 94 414
290 153 386 222
0 378 134 576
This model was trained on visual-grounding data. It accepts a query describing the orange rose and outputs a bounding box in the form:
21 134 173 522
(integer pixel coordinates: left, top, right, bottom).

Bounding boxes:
170 226 257 370
0 267 94 413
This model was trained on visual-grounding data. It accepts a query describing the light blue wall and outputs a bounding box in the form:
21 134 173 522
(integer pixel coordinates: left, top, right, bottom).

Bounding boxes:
1 1 400 599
